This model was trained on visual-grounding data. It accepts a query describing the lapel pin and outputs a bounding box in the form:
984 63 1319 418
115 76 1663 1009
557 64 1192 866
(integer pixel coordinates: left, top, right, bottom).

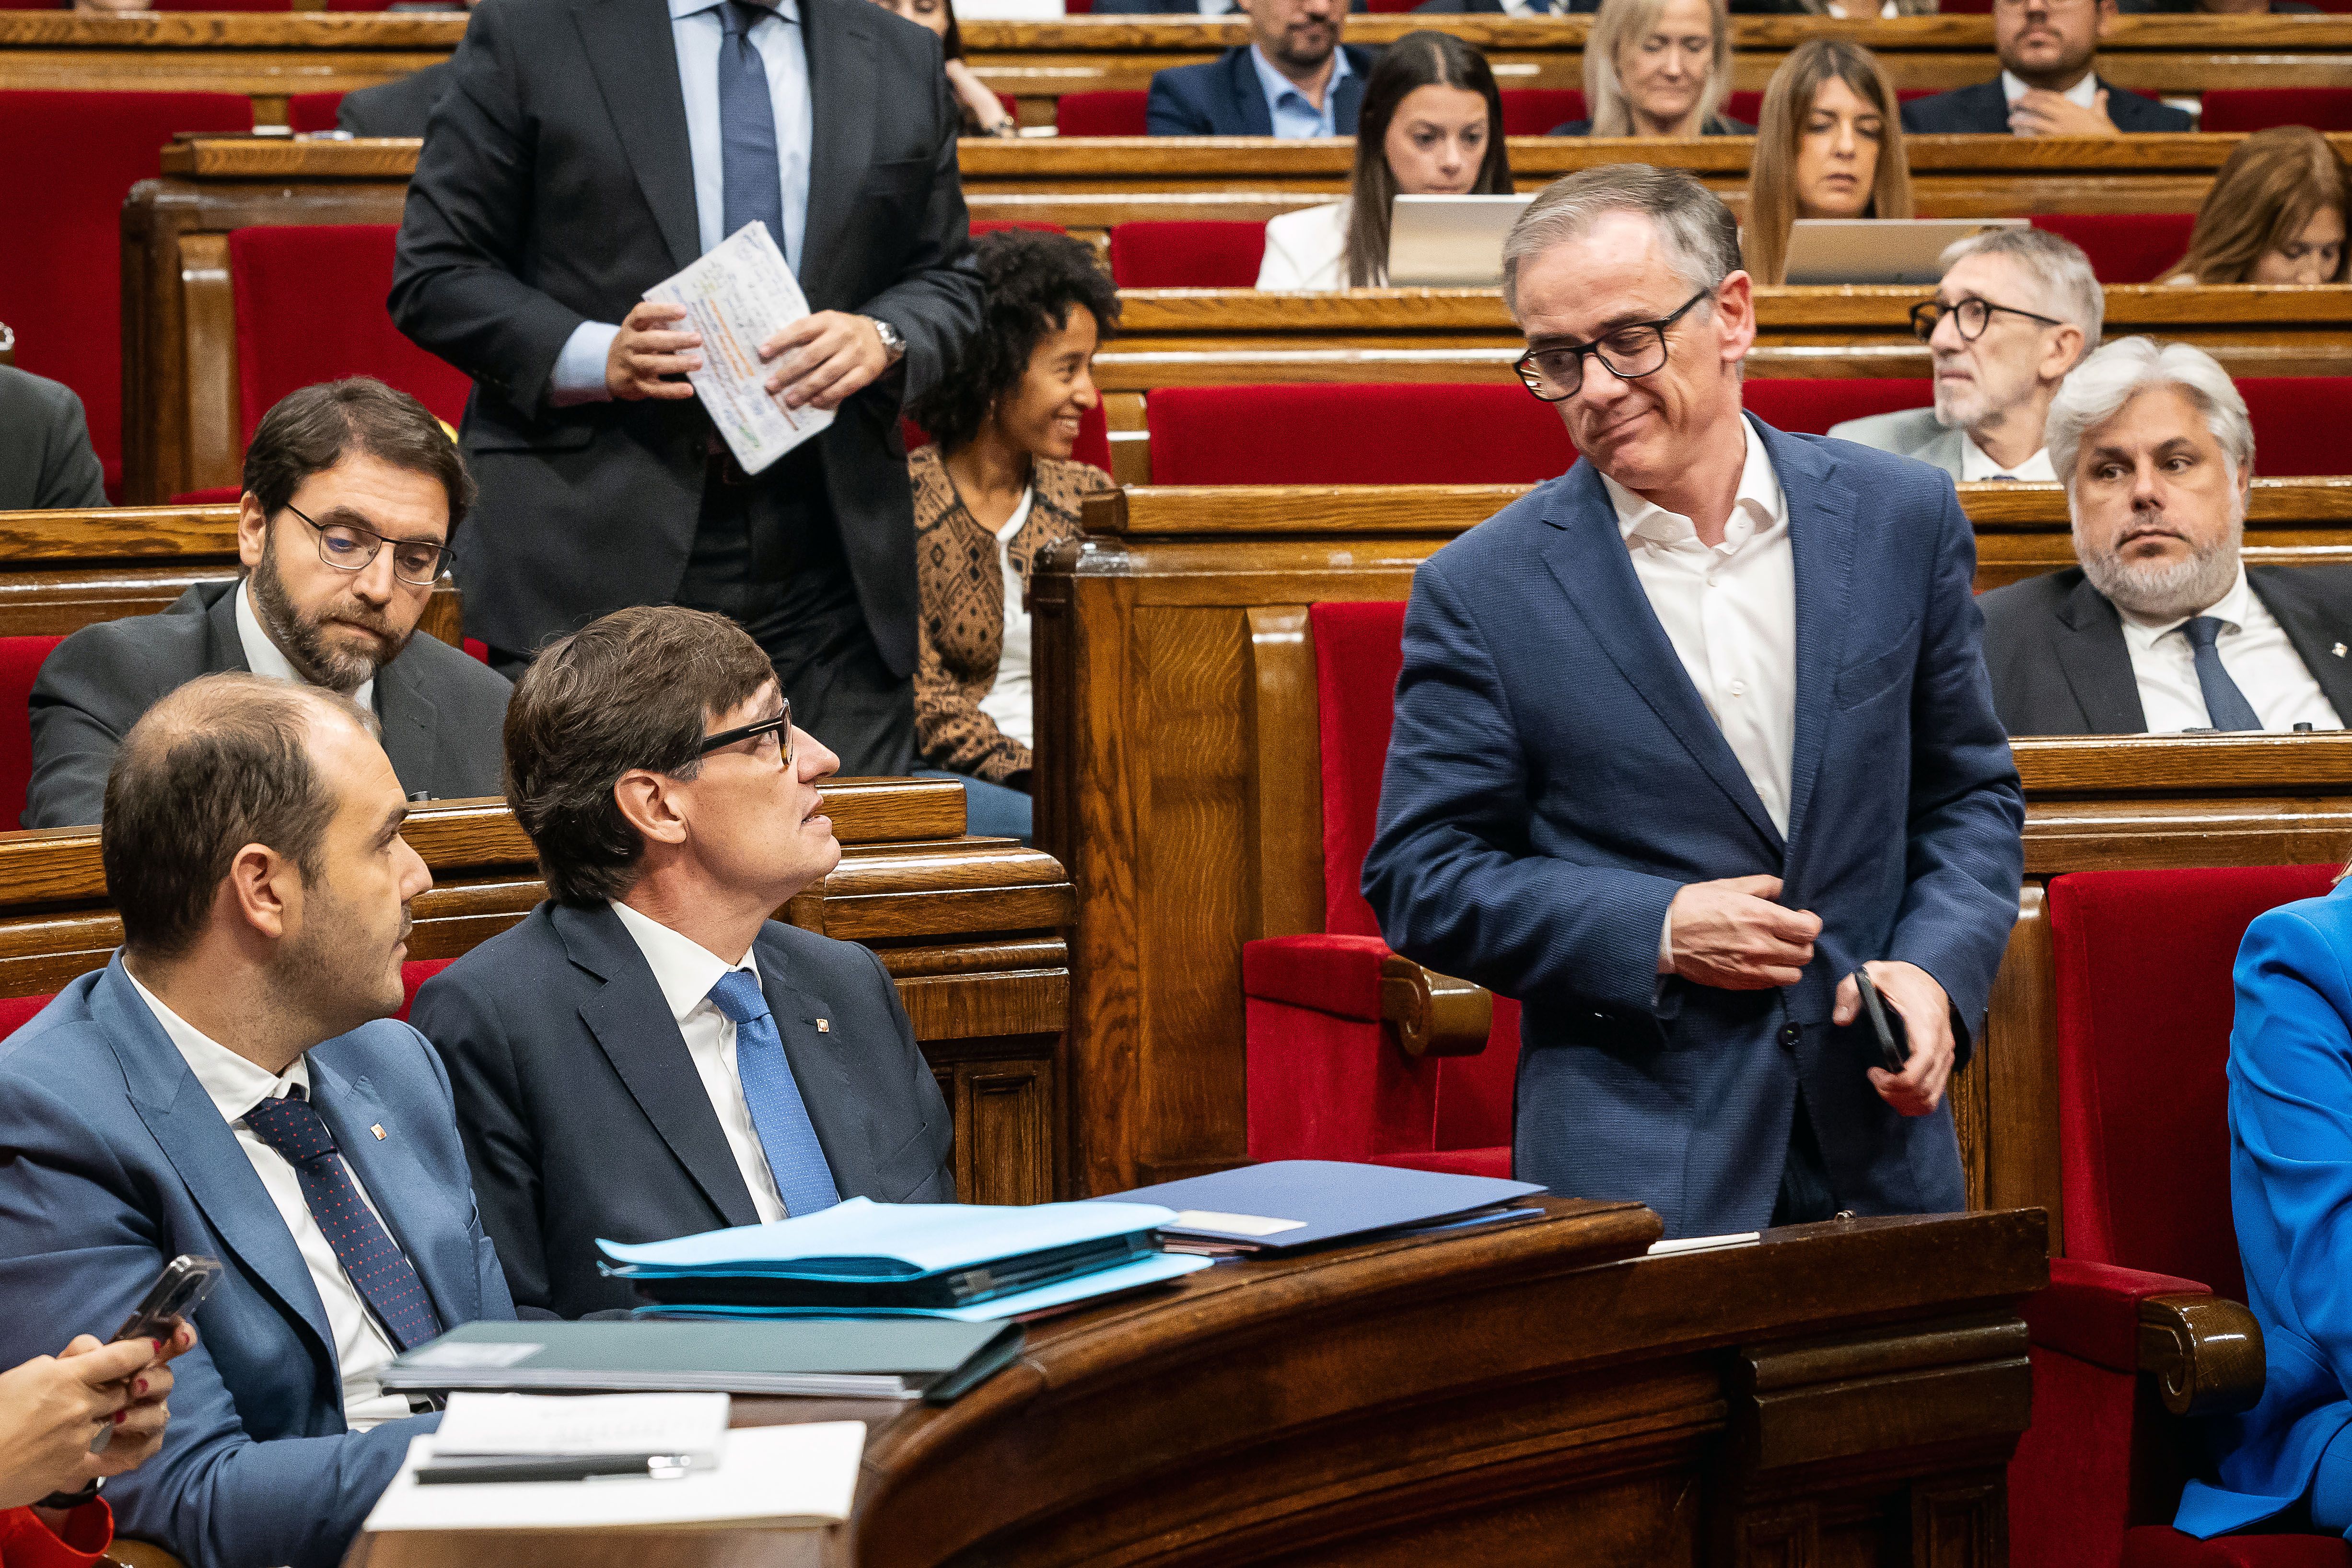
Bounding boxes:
2334 643 2347 659
815 1019 830 1033
370 1124 387 1141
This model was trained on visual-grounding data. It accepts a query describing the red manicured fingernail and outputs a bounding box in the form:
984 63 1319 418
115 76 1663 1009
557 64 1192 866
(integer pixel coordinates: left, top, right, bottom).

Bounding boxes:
134 1378 148 1396
114 1411 127 1424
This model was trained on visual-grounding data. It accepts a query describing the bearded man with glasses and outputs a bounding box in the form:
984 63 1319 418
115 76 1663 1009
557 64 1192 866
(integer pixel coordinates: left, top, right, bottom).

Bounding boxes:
1362 163 2024 1240
25 377 513 829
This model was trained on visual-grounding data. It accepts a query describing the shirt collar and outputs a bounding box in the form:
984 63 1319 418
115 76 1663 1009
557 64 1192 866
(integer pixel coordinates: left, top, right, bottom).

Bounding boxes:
670 0 798 21
1248 42 1350 116
2116 563 2252 641
610 900 763 1026
123 964 309 1126
1604 414 1785 554
236 579 375 713
1958 435 2057 483
2000 69 2099 110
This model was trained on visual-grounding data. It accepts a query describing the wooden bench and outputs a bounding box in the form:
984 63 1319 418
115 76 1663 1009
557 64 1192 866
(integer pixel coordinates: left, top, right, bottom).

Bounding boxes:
0 780 1076 1204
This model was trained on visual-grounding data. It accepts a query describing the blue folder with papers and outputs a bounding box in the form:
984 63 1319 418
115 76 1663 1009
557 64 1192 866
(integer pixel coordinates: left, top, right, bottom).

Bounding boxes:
1101 1160 1545 1252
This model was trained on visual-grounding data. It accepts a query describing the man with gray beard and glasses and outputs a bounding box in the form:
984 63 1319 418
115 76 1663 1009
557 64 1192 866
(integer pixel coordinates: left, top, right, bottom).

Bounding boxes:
1978 337 2352 734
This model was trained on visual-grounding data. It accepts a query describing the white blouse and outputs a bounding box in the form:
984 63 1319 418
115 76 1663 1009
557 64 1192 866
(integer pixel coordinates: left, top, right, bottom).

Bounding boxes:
1258 200 1373 291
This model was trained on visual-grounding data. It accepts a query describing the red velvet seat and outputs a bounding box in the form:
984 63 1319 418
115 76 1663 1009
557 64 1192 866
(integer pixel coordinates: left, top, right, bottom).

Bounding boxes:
0 91 255 498
1149 384 1574 485
1107 221 1267 288
2006 865 2344 1568
1745 378 1933 435
2200 90 2352 134
2031 214 2199 285
287 92 345 134
229 226 474 448
2238 380 2352 477
1055 92 1147 137
1501 90 1583 136
0 957 463 1051
1243 602 1521 1178
0 637 62 833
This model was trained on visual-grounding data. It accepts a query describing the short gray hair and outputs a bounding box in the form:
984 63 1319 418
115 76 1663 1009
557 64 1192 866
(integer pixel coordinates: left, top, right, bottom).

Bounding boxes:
1938 225 2105 361
2046 337 2256 490
1501 163 1744 318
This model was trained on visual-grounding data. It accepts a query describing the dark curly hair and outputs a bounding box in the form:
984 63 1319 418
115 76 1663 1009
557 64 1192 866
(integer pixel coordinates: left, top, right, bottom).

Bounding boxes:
910 227 1119 453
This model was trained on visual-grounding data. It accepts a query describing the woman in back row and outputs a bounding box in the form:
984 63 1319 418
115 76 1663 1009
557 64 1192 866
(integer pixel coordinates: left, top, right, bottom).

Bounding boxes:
2162 125 2350 288
1257 32 1514 290
1551 0 1750 138
1742 39 1915 285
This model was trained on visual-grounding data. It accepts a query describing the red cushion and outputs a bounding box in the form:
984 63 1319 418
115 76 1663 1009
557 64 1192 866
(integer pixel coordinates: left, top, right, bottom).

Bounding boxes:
1242 932 1389 1021
2199 90 2352 135
229 226 474 447
2011 1343 2145 1568
1501 90 1583 137
1746 378 1934 436
397 957 454 1023
1150 384 1574 485
0 992 55 1044
1725 91 1763 126
462 637 489 665
1245 998 1442 1161
0 91 255 496
1432 994 1518 1153
2032 214 2199 285
2051 865 2340 1301
2027 1255 2212 1374
2123 1530 2352 1568
170 486 245 505
0 637 63 833
286 93 346 134
1108 222 1266 289
1370 1148 1511 1178
1310 601 1406 939
1055 92 1147 137
2239 379 2352 477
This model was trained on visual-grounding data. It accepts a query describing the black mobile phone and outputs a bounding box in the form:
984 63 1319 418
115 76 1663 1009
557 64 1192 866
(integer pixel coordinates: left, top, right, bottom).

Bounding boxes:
1855 970 1910 1073
114 1254 221 1346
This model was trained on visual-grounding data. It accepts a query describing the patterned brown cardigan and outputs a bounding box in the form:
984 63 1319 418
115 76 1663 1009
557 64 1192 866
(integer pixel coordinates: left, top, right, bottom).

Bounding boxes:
910 444 1112 784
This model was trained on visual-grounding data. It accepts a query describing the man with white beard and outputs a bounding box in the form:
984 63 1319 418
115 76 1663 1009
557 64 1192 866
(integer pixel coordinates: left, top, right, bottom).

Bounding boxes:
1977 337 2352 734
1830 227 2098 483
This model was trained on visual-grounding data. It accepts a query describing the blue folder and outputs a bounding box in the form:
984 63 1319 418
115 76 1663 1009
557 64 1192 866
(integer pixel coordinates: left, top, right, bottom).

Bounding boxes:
1098 1160 1544 1252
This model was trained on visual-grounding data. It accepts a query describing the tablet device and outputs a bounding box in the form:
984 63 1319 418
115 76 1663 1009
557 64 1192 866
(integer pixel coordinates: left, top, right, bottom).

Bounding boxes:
1387 194 1536 288
1781 218 2029 286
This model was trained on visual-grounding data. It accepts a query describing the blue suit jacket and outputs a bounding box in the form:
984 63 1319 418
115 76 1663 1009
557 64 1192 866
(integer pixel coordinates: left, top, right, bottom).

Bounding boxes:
2177 884 2352 1540
1361 417 2025 1238
0 959 516 1568
1898 76 2193 134
1146 45 1375 136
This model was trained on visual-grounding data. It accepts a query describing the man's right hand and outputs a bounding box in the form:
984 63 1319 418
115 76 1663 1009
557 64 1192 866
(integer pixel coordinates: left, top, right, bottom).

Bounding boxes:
605 301 703 402
1666 874 1821 990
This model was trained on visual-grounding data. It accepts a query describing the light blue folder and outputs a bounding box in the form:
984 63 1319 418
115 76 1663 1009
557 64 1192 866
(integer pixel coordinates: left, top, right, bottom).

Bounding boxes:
632 1254 1212 1323
597 1196 1178 1281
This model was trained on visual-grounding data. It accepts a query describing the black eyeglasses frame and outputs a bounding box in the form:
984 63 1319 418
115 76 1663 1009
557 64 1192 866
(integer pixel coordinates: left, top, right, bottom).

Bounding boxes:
1514 288 1714 404
697 702 794 764
283 503 456 588
1908 296 2066 345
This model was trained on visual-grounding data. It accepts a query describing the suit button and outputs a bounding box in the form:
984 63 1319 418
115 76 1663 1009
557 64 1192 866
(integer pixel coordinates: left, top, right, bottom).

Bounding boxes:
1779 1024 1801 1048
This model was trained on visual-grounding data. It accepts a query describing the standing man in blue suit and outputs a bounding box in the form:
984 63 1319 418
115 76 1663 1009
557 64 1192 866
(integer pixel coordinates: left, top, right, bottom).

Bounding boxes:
0 674 516 1568
1145 0 1376 135
1361 164 2025 1240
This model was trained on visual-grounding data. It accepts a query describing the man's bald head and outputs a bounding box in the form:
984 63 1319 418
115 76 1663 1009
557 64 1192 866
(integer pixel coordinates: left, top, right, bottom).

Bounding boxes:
103 674 378 959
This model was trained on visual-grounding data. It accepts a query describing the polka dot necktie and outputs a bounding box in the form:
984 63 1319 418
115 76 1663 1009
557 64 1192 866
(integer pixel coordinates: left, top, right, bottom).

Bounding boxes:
243 1085 444 1352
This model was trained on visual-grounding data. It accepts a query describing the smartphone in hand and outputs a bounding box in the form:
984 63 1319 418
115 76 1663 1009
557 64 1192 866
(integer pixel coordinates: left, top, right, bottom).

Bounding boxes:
1855 970 1910 1073
91 1254 219 1452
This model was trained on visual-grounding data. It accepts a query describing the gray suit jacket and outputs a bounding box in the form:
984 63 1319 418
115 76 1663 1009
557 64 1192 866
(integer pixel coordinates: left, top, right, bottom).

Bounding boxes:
1827 407 1968 480
1977 565 2352 735
23 579 512 828
0 366 107 510
411 902 956 1317
337 60 452 137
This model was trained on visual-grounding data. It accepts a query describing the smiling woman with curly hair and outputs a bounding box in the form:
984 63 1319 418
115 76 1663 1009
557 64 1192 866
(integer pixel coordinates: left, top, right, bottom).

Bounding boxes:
904 228 1119 842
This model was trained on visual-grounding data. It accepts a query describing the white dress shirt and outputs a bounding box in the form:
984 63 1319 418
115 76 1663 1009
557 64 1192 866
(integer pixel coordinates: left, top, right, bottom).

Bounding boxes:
609 901 792 1223
1256 200 1354 291
2116 567 2344 734
1957 437 2056 483
977 487 1036 749
2000 69 2100 116
122 970 409 1429
235 578 374 712
549 0 814 406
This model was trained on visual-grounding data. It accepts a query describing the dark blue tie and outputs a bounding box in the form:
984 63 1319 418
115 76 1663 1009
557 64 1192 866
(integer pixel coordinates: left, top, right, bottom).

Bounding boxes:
242 1086 444 1352
708 970 840 1218
2180 616 2265 732
717 0 787 266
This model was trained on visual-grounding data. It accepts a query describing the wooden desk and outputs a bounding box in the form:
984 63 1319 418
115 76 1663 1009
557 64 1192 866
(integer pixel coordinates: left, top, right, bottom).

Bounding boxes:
349 1202 2045 1568
0 783 1076 1204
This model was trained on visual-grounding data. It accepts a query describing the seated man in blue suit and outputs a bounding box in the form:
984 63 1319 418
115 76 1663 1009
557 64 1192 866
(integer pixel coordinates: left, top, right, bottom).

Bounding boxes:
1899 0 2190 135
1362 164 2025 1240
413 607 955 1320
1146 0 1375 135
0 674 517 1568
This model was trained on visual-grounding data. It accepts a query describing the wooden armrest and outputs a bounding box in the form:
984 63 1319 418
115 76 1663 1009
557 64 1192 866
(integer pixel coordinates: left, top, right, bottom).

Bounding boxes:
2138 1293 2266 1418
1378 956 1492 1058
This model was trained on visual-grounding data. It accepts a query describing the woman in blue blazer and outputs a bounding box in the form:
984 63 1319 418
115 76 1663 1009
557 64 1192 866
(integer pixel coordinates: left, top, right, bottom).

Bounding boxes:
2180 879 2352 1540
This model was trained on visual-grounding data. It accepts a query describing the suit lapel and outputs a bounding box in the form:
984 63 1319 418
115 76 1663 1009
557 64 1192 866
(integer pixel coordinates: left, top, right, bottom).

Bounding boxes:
802 0 875 303
559 906 764 1230
1925 424 1970 475
575 0 702 273
1768 422 1856 848
2056 575 2149 732
1540 461 1783 853
1227 48 1274 136
2250 567 2352 721
1332 56 1365 133
751 931 877 1198
372 653 439 796
309 1052 480 1332
95 962 337 1370
206 582 252 674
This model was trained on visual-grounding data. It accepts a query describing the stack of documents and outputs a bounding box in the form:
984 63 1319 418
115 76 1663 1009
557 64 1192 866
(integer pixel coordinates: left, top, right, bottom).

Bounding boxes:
595 1197 1211 1322
1101 1161 1545 1255
415 1392 729 1483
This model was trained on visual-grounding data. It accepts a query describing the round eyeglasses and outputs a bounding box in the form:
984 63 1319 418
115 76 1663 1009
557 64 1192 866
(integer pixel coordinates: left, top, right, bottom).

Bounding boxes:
1909 297 2065 344
1514 289 1712 403
286 504 454 588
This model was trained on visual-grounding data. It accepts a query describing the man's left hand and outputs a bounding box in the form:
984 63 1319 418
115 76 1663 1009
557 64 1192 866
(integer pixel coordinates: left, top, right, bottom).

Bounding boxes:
1832 960 1957 1117
2008 87 2119 137
761 313 893 411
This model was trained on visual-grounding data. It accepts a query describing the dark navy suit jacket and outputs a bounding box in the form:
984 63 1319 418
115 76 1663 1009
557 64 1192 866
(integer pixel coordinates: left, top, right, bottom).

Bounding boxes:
0 959 516 1568
1362 417 2025 1238
1899 76 2193 134
1146 44 1376 136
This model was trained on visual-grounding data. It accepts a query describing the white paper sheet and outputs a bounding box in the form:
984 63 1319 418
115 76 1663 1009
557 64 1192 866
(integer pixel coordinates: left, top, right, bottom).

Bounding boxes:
365 1422 864 1532
642 221 834 476
432 1392 730 1459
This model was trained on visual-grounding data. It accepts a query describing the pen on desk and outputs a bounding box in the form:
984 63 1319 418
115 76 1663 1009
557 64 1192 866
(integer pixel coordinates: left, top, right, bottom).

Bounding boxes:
413 1453 698 1485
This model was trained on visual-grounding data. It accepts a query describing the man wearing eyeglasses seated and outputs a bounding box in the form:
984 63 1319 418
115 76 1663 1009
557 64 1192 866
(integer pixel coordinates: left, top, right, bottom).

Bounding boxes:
23 378 511 830
410 606 954 1319
1361 164 2024 1240
1828 228 2099 485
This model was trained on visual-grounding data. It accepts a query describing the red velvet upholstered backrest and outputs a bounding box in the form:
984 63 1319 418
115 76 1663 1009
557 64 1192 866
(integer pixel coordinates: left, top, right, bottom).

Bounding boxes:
0 958 456 1050
2238 379 2352 477
2201 89 2352 133
287 93 346 133
0 91 255 497
2050 864 2340 1301
1501 90 1584 135
1743 379 1933 436
0 993 52 1045
1309 602 1408 940
2030 213 2198 284
229 226 476 447
1151 384 1575 485
0 637 63 833
1055 92 1148 136
1107 222 1267 288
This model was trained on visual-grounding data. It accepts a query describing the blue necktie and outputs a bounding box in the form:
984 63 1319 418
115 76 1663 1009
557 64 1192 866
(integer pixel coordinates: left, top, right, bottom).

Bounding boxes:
2180 616 2265 732
717 0 788 267
708 970 840 1218
243 1086 444 1352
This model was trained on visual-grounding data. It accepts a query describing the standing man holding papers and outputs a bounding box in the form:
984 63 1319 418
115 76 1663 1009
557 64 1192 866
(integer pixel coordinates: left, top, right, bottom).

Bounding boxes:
390 0 982 775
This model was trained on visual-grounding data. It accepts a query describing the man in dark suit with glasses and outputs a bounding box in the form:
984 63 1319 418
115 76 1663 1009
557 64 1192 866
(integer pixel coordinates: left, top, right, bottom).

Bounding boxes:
24 378 512 829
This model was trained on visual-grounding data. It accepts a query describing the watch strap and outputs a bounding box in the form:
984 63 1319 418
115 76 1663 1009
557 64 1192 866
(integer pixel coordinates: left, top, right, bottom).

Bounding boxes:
37 1476 101 1511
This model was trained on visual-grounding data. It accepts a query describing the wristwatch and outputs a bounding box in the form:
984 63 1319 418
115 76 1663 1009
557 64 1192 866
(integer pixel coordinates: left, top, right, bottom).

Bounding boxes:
862 315 907 365
38 1476 101 1512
